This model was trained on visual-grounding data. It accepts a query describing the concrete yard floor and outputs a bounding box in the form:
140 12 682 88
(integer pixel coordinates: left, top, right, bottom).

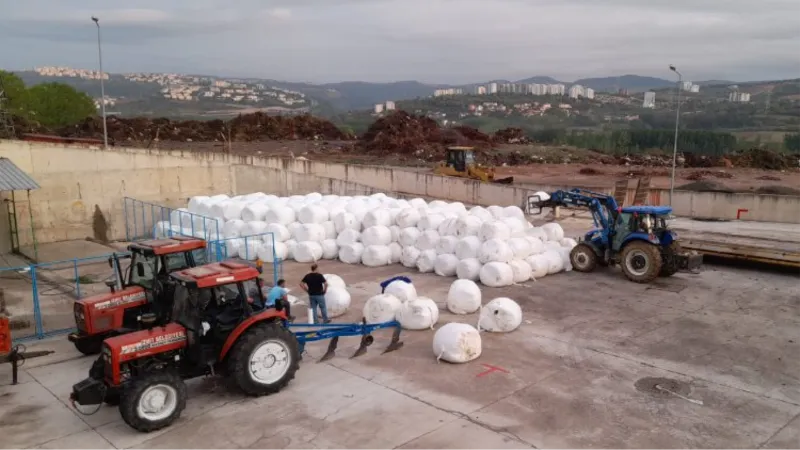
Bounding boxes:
3 260 800 449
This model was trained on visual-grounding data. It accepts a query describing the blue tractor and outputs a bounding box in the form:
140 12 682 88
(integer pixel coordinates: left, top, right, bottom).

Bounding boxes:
528 188 702 283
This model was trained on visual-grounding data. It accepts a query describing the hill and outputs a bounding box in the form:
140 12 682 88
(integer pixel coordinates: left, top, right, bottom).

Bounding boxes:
573 75 673 92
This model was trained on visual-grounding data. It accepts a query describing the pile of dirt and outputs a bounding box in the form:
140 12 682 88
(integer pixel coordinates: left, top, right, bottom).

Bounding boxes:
754 186 800 195
578 167 603 175
26 113 354 145
727 149 799 171
684 170 734 181
677 180 734 192
492 128 530 144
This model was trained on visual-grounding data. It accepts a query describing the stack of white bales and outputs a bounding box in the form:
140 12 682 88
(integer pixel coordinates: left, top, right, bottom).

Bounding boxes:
155 192 577 287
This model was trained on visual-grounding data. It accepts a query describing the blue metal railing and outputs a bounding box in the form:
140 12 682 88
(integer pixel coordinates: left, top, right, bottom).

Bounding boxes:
123 197 222 242
207 232 282 285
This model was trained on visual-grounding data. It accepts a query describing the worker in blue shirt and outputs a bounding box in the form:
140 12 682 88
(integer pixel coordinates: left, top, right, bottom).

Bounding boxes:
267 279 295 322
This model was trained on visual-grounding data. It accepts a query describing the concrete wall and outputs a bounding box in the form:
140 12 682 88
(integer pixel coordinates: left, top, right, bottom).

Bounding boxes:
1 140 798 252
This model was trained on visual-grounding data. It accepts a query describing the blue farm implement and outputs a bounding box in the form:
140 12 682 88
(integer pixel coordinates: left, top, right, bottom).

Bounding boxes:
287 319 404 362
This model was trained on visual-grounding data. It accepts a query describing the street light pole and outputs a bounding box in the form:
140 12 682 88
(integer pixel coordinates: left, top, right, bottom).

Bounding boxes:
92 16 108 149
669 64 682 206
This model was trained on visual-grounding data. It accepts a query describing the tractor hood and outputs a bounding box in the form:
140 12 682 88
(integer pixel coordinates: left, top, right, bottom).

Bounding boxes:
104 322 188 363
77 286 148 311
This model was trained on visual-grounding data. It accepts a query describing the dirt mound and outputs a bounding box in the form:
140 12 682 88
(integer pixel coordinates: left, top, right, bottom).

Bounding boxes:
754 185 800 195
728 148 798 171
42 113 353 145
579 167 602 175
678 181 734 192
492 128 530 144
684 170 734 181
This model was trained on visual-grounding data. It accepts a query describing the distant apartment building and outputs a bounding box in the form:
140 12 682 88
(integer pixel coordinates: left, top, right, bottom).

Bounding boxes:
385 101 396 111
488 82 498 94
585 88 595 100
213 80 231 88
690 84 700 93
680 81 701 93
728 92 751 102
643 91 656 108
476 86 487 95
374 103 385 114
568 84 585 99
433 88 462 97
548 84 566 95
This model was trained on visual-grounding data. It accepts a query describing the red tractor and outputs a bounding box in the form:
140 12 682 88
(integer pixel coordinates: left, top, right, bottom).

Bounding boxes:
69 236 208 355
70 261 300 432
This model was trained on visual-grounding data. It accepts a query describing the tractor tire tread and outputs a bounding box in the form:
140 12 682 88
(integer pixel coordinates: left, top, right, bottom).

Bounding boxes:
659 242 682 277
570 243 598 273
620 241 662 284
228 323 300 397
119 371 187 432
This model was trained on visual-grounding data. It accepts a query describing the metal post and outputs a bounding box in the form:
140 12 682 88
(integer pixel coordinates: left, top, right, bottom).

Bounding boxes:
669 65 682 207
92 16 108 149
26 190 38 260
73 259 82 299
123 198 130 242
30 265 44 338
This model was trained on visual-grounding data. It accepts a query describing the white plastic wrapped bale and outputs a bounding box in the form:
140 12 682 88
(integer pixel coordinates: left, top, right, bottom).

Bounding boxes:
454 216 483 238
154 221 172 238
384 279 417 303
240 221 268 238
388 242 402 264
222 201 246 221
525 236 545 255
436 236 459 255
395 208 421 228
321 221 337 240
305 192 323 203
526 227 548 242
434 254 459 277
263 208 295 226
398 227 421 247
479 298 523 333
361 226 393 246
469 206 494 222
224 238 243 258
558 247 573 272
188 196 210 213
323 274 347 290
223 219 245 238
333 212 360 233
561 237 578 249
396 297 439 330
525 254 549 279
501 217 527 237
479 221 511 242
503 205 526 221
416 249 438 273
169 208 193 229
455 236 481 260
456 258 482 281
409 198 428 209
285 239 298 260
321 240 339 259
541 222 565 242
325 287 351 318
437 217 459 237
294 241 324 263
336 229 360 246
508 259 532 283
362 245 392 267
389 225 401 243
294 223 326 242
363 293 402 324
543 250 565 274
478 239 514 264
257 241 288 262
418 213 446 231
507 237 533 260
339 243 365 264
432 323 481 363
544 240 563 252
428 200 448 211
265 223 290 242
487 205 505 219
401 246 421 268
362 209 392 228
479 262 515 287
447 279 482 314
287 222 302 240
416 230 440 251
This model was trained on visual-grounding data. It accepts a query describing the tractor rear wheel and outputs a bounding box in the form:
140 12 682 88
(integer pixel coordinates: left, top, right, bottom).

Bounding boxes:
659 242 682 277
119 371 186 432
620 241 662 283
570 244 598 273
229 323 300 397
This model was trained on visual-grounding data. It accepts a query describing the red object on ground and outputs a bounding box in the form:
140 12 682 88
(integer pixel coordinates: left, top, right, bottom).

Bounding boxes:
737 208 749 220
476 363 509 377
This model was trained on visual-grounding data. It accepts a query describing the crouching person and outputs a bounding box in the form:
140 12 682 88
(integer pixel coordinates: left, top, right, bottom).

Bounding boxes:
268 279 295 322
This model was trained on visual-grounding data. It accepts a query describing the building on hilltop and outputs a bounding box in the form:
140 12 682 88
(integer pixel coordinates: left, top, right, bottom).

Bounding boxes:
385 101 396 111
643 91 656 108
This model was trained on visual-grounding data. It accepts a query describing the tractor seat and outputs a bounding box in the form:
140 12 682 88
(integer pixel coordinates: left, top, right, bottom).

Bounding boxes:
214 306 244 333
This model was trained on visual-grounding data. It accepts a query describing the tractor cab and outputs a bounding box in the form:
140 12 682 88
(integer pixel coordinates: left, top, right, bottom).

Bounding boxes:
116 236 208 292
613 206 675 248
445 146 476 173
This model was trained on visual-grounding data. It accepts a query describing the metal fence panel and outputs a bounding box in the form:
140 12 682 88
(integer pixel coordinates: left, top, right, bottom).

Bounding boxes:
0 265 37 341
207 232 282 285
123 197 222 242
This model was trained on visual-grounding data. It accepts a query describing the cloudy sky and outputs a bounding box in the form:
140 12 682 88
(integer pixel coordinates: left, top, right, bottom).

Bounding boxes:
1 0 798 84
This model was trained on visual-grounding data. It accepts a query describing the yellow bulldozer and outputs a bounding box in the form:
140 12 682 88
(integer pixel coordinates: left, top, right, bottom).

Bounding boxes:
433 147 514 184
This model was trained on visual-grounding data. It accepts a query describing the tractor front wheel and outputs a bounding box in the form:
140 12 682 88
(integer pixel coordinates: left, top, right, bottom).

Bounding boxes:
119 372 186 432
659 242 682 277
570 244 598 273
620 241 662 283
229 323 300 397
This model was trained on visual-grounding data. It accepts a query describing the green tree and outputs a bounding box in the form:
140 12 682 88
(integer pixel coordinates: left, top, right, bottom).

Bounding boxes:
26 82 96 127
0 70 29 116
